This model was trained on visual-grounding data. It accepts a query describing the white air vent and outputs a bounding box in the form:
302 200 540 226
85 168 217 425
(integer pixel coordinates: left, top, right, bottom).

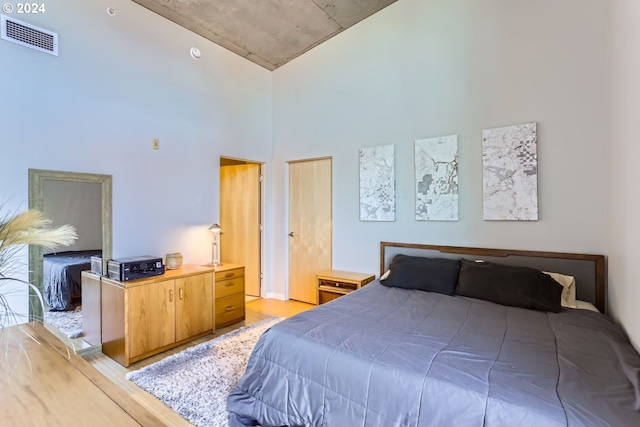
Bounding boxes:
1 14 58 56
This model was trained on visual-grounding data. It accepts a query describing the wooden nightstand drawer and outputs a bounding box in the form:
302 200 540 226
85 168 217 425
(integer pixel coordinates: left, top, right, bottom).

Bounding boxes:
215 277 244 299
319 288 349 305
215 293 245 328
318 278 358 291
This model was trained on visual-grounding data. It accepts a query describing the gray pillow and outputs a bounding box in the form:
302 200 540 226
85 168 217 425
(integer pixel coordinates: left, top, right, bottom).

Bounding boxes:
381 254 461 295
456 259 563 312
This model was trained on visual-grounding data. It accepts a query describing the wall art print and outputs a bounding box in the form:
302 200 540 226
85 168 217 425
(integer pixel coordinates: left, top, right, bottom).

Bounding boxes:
415 135 458 221
482 122 538 221
359 144 395 221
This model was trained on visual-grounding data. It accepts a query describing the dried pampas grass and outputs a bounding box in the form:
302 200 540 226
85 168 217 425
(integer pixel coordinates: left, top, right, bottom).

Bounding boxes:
0 209 76 251
1 206 77 328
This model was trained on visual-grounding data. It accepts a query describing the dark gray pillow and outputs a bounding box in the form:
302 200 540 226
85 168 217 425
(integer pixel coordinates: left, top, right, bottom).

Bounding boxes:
456 259 563 312
381 254 461 295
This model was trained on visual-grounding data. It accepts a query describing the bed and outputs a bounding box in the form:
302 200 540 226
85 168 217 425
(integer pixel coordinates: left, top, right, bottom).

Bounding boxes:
43 249 101 311
228 242 640 426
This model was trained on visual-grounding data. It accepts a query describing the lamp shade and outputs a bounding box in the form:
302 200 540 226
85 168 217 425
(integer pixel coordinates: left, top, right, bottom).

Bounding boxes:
209 223 223 233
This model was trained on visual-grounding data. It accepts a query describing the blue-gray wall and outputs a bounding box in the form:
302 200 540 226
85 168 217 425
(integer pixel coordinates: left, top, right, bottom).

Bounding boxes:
3 0 638 352
271 0 609 295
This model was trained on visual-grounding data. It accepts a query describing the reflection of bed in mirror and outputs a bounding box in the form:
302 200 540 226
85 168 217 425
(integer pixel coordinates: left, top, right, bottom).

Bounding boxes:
43 250 101 311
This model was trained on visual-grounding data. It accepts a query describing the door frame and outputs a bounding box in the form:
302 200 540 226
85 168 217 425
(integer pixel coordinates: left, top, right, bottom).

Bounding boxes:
28 169 113 321
219 156 265 298
285 156 332 302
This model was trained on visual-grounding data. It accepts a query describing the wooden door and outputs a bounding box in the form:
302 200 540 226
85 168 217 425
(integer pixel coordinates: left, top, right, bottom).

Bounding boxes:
288 158 332 304
175 273 213 341
220 163 261 297
127 280 175 359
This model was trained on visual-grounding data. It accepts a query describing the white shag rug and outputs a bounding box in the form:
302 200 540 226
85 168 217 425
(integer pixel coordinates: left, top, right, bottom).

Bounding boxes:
126 317 282 427
43 306 83 339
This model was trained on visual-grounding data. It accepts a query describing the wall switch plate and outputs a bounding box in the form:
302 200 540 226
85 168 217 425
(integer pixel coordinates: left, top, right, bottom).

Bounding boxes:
153 138 160 150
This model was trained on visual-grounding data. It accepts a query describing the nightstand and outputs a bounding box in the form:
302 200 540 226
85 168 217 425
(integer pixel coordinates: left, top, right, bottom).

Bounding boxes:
317 269 375 305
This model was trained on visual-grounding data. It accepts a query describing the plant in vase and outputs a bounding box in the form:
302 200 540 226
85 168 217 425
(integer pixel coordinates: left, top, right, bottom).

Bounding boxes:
0 206 77 328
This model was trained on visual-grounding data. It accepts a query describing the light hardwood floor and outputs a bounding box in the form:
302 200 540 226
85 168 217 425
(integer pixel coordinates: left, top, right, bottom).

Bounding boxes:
84 298 314 426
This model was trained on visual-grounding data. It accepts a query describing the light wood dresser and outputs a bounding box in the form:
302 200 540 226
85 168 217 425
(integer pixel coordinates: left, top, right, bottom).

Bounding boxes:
101 264 215 366
212 263 246 329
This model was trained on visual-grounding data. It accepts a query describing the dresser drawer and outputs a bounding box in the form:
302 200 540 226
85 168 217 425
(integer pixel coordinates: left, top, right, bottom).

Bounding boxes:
215 293 245 328
215 268 244 282
318 278 358 291
215 277 244 299
319 288 348 305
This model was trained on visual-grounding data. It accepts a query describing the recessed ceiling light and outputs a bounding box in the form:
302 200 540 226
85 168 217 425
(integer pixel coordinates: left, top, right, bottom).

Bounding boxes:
106 8 116 16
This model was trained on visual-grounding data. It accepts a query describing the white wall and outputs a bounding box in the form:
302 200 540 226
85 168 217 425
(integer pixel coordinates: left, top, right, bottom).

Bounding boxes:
609 0 640 350
0 0 272 320
271 0 610 296
42 181 102 253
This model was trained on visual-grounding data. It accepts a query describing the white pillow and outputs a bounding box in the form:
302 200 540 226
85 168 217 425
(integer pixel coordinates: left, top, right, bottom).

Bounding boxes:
543 271 577 308
575 300 599 312
380 269 391 281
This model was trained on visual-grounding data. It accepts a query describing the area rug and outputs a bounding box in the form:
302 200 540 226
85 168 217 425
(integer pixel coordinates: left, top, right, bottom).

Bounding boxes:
126 317 282 427
43 306 83 339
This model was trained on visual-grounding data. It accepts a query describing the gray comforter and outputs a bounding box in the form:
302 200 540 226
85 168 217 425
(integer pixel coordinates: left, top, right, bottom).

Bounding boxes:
43 250 100 311
228 282 640 426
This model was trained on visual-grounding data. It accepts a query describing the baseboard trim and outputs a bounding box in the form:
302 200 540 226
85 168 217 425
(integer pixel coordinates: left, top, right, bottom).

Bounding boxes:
265 292 285 300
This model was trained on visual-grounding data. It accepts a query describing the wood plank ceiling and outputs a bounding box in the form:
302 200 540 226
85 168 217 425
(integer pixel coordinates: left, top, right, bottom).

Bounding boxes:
131 0 397 70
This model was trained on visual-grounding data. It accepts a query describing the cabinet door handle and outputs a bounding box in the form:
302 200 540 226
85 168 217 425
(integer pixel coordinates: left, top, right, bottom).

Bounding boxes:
169 289 174 302
178 288 183 299
225 305 235 312
225 273 235 278
225 282 234 287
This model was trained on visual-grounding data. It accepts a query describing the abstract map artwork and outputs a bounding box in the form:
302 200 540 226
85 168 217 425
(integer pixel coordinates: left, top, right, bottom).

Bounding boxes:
359 144 395 221
415 135 459 221
482 122 538 221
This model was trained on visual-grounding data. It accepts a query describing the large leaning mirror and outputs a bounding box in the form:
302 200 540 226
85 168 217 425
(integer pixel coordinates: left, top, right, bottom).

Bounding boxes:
28 169 112 322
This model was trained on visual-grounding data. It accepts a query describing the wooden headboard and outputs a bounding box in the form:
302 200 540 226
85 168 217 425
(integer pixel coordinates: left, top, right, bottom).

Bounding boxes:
380 242 606 313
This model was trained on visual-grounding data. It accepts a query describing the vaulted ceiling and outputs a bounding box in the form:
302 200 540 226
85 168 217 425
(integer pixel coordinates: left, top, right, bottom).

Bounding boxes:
131 0 397 70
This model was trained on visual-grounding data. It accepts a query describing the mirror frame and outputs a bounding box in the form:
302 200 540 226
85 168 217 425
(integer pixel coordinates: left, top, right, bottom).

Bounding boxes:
28 169 112 321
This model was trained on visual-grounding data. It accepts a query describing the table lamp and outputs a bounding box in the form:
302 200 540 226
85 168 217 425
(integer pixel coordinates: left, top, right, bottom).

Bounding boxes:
208 223 223 266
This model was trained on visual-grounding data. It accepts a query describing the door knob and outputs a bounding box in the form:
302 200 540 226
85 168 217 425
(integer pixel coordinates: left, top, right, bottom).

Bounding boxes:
289 232 296 237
